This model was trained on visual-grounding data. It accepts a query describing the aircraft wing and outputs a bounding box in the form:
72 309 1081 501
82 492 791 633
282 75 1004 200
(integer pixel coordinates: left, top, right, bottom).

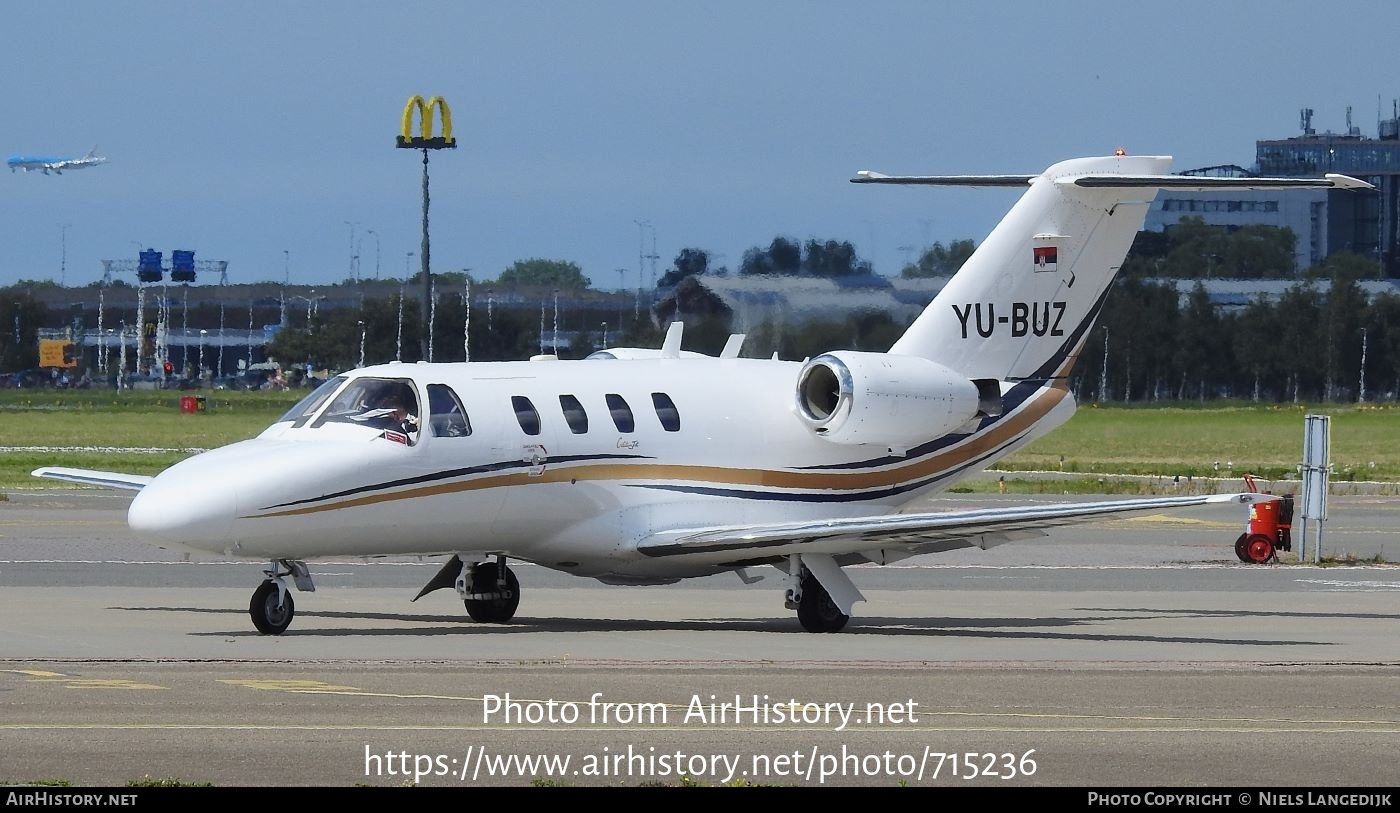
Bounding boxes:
31 466 152 491
637 493 1271 561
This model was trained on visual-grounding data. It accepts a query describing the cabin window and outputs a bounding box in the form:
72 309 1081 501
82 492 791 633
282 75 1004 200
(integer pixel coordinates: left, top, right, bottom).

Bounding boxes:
512 395 541 436
606 393 634 433
651 392 681 432
559 394 588 434
427 384 472 437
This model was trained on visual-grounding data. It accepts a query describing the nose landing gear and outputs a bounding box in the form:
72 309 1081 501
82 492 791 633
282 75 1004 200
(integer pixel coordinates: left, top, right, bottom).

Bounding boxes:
249 560 314 635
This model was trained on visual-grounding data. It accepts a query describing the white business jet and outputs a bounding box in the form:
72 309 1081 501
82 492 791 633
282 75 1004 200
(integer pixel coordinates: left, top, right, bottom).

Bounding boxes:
34 153 1371 634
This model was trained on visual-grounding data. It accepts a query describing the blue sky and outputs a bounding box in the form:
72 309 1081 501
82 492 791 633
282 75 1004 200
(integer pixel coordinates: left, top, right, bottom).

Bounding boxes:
3 0 1397 289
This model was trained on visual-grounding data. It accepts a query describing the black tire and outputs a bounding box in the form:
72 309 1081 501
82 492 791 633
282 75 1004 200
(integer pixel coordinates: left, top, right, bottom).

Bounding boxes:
250 580 295 635
796 575 849 633
1234 534 1252 563
464 562 520 624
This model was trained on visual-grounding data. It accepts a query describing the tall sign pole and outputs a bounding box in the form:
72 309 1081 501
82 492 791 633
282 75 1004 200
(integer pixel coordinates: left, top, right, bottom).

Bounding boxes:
1300 414 1331 563
397 95 457 361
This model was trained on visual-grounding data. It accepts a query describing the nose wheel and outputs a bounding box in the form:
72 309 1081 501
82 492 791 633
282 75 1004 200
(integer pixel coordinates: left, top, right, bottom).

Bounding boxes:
248 560 313 635
250 580 295 635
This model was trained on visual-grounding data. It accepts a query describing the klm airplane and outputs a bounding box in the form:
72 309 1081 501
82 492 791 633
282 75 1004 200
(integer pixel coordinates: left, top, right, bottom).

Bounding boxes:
7 147 106 174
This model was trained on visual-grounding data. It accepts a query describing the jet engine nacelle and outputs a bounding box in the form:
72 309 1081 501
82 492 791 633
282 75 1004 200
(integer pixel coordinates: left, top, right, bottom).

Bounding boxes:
794 351 992 449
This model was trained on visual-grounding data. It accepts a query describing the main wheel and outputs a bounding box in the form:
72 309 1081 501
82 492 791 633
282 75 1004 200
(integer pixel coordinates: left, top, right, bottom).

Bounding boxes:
796 575 849 633
464 562 520 623
1245 533 1275 564
1234 533 1252 562
250 580 295 635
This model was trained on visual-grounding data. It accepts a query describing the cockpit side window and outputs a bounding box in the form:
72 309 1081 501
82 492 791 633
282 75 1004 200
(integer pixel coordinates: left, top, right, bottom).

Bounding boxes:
427 384 471 437
310 377 421 443
278 375 346 426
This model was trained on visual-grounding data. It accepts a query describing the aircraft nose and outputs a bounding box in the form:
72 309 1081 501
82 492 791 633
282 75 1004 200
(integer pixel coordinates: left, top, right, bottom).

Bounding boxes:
128 476 237 550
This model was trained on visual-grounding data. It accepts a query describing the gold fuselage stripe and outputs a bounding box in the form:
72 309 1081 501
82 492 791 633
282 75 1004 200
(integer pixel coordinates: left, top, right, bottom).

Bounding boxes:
252 385 1068 519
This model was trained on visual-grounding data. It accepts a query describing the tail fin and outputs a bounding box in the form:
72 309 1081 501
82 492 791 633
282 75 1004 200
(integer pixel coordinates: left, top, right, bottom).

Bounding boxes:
858 154 1371 381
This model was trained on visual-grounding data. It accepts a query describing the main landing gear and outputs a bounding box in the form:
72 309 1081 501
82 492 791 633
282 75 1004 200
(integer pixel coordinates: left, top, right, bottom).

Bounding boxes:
412 554 523 624
460 557 521 624
785 565 849 633
249 560 314 635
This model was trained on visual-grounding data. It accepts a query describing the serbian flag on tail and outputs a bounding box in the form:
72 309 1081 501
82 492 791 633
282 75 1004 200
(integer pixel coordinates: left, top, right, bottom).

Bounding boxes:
1033 245 1057 273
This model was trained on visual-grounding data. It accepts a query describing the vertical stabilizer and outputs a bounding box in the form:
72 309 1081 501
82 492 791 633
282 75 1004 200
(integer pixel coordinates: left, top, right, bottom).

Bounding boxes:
887 155 1169 380
858 155 1370 382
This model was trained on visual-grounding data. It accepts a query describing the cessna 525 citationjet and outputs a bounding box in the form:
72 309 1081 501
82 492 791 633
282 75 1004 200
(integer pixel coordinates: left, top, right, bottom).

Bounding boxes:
35 153 1371 634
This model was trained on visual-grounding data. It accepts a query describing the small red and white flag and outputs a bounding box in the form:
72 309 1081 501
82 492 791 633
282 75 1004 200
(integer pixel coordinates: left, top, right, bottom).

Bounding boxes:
383 429 408 445
1033 245 1057 272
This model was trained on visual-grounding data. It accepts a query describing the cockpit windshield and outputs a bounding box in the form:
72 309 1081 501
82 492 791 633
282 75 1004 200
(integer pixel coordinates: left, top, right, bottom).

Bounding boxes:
277 375 347 425
310 377 421 442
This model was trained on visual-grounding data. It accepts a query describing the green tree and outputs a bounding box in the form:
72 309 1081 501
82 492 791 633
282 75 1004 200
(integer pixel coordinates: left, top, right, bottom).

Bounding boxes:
1311 254 1370 401
494 259 591 290
740 237 801 276
1232 298 1283 401
1272 283 1325 401
1366 292 1400 399
1173 283 1226 399
802 239 871 277
657 248 710 289
900 239 977 278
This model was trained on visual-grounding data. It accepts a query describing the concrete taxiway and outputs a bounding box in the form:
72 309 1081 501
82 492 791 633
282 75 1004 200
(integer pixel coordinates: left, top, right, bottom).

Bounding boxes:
0 489 1397 786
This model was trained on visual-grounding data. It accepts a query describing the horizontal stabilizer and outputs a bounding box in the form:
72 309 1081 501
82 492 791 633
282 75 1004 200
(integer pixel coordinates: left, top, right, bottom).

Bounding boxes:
1067 173 1374 191
852 170 1034 187
31 467 152 491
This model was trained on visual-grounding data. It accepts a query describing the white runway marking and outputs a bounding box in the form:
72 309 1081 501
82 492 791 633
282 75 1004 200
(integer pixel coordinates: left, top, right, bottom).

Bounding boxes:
1 446 208 454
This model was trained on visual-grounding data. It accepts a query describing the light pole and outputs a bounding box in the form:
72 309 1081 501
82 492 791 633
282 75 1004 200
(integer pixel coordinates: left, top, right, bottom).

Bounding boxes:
616 268 626 328
1099 327 1109 402
395 284 404 362
552 288 560 355
217 305 225 379
358 320 366 368
405 251 414 281
118 320 127 390
198 329 207 382
283 250 290 285
633 219 648 318
59 223 71 287
343 221 358 281
367 230 381 279
462 278 471 362
1359 327 1369 403
428 279 438 362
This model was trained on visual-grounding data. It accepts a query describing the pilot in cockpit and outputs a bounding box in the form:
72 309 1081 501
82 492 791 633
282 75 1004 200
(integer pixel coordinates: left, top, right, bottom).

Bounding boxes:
358 384 419 437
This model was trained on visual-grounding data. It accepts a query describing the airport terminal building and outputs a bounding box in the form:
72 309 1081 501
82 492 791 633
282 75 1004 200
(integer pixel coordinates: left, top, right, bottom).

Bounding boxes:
1145 108 1400 277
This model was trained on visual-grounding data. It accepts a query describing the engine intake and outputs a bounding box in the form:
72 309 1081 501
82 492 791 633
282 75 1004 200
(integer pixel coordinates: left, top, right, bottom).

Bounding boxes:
795 351 987 448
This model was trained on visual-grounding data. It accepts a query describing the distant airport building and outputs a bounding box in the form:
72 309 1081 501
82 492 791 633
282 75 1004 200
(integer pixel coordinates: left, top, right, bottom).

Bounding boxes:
1145 106 1400 277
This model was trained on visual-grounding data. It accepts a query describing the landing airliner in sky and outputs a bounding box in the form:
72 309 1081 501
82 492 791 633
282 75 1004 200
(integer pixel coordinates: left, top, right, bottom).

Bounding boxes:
7 147 106 174
34 153 1371 634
